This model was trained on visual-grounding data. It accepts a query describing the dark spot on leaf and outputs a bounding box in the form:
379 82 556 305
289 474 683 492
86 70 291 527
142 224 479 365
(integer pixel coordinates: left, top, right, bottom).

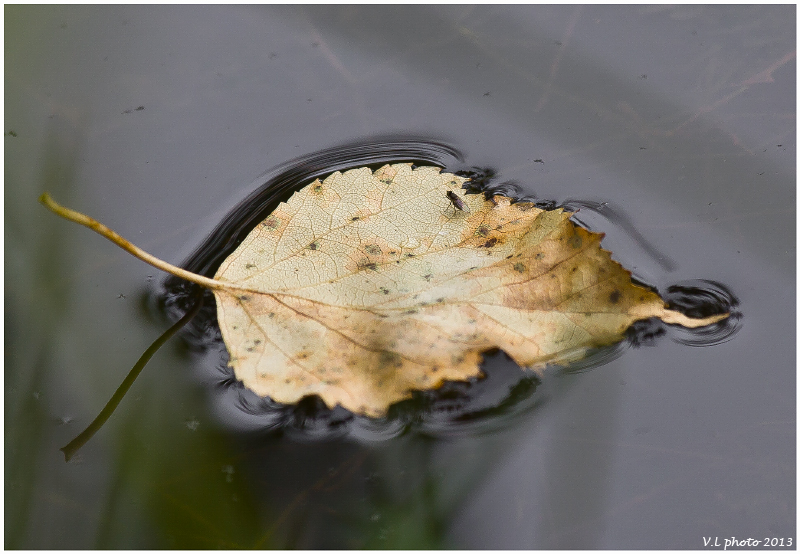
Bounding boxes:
308 241 319 250
379 287 390 295
239 295 251 301
245 263 256 269
365 244 382 256
379 351 403 368
568 235 583 249
475 225 490 237
513 262 526 273
423 274 433 281
313 184 323 193
351 216 360 221
263 216 281 230
535 252 545 259
483 238 498 248
609 290 622 304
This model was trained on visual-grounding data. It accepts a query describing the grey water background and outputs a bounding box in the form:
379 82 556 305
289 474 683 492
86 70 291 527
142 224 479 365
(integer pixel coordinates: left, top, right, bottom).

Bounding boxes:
5 5 794 548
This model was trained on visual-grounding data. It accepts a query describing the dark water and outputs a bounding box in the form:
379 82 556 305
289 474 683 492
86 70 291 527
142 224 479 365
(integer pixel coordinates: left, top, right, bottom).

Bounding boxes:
6 5 794 549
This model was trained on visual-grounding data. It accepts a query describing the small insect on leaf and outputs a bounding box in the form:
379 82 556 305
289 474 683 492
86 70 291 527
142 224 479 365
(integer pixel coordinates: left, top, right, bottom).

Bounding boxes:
446 190 470 212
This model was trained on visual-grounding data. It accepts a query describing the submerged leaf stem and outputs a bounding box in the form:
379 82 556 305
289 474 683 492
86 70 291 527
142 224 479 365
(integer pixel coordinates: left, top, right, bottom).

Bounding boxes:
59 292 205 461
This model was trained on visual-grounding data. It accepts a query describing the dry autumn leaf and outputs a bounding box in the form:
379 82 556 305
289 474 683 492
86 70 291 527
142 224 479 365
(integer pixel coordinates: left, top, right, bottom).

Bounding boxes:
41 163 725 417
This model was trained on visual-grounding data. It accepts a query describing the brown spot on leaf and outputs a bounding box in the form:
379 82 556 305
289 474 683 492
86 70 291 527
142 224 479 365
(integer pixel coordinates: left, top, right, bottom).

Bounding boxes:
263 216 281 230
379 351 403 368
357 260 378 271
365 244 382 256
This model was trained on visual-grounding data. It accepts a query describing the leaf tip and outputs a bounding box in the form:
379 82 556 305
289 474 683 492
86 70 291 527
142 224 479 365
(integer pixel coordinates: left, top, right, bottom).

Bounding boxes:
660 309 729 328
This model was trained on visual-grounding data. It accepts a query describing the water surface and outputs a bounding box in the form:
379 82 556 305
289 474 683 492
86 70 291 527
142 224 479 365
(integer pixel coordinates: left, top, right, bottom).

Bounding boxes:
6 5 794 548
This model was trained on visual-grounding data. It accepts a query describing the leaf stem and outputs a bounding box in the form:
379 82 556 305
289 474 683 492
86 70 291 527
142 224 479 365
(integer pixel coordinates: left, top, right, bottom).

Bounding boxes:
60 292 205 461
39 193 239 291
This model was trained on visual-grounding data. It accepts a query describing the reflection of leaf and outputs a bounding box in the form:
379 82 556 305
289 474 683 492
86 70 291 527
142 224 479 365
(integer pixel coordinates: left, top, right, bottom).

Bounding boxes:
41 163 725 417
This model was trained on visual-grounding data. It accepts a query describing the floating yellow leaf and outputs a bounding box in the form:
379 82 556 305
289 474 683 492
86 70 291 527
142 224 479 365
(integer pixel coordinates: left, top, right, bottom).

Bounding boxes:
41 163 725 417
